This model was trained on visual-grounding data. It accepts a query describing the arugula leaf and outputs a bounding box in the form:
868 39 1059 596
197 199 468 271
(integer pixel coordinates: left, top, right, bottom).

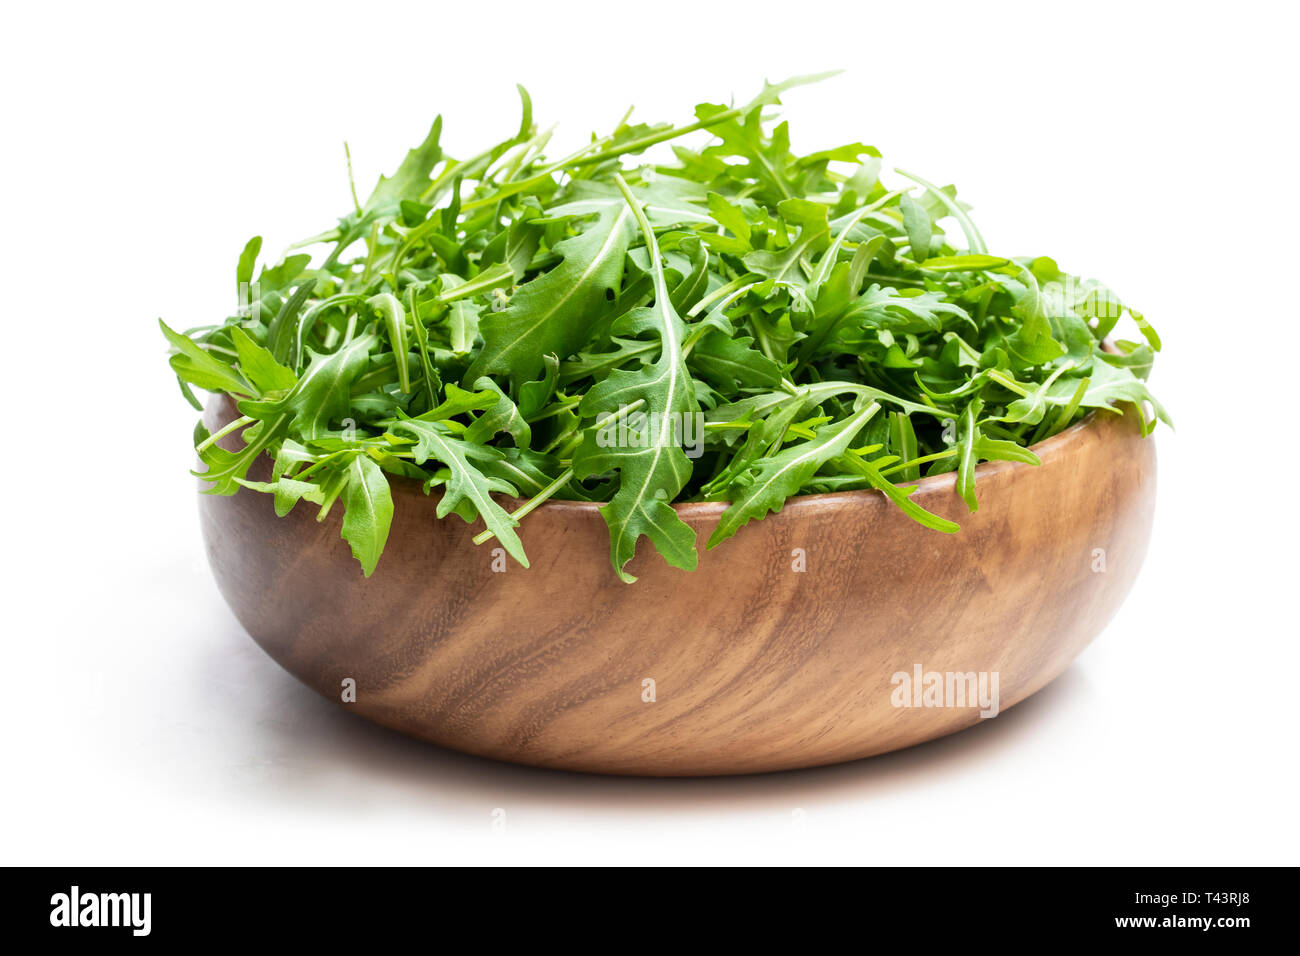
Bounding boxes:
571 175 701 582
743 198 830 298
688 329 784 391
254 332 375 441
467 199 635 390
339 454 394 577
708 400 881 547
194 414 291 496
160 320 251 396
837 448 959 533
363 115 444 215
955 398 985 512
390 418 528 567
899 194 933 261
237 236 262 288
232 327 296 395
236 475 325 517
367 293 410 393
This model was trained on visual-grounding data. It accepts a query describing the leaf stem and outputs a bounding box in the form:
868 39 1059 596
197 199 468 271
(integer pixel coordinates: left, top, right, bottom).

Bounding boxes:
686 273 759 318
196 415 254 454
471 468 571 546
878 447 957 477
568 107 747 170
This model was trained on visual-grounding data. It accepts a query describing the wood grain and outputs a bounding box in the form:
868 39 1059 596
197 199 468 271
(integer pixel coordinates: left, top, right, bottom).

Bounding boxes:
199 396 1157 775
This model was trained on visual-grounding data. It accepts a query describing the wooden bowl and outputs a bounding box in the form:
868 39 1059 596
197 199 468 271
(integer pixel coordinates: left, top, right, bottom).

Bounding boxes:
199 396 1156 776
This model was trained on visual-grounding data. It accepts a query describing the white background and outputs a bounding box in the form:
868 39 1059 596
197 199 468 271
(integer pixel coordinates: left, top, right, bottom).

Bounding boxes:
3 0 1297 865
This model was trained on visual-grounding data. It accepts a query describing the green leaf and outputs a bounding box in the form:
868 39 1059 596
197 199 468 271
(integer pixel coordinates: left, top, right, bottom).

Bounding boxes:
838 449 958 533
232 326 296 395
413 383 499 422
468 198 636 390
709 401 880 548
571 176 701 582
436 275 484 357
975 434 1042 466
955 399 984 512
1004 268 1067 366
705 191 753 252
889 412 919 481
389 418 528 567
237 236 262 288
160 320 251 395
239 332 375 441
742 198 830 294
237 475 325 517
364 115 443 214
194 413 291 496
259 255 311 292
899 194 933 261
367 293 410 393
688 329 784 391
465 377 531 448
1073 360 1173 430
340 454 394 577
920 254 1009 272
1004 361 1076 425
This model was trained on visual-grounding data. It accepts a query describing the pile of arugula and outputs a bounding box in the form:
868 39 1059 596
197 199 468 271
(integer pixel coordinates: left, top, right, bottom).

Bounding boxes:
164 75 1168 582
